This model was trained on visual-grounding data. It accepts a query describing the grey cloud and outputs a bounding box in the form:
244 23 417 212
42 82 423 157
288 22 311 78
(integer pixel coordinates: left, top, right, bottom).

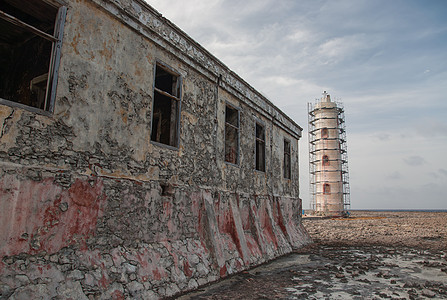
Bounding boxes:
148 0 447 210
428 172 439 179
386 171 403 180
373 133 390 141
403 156 426 166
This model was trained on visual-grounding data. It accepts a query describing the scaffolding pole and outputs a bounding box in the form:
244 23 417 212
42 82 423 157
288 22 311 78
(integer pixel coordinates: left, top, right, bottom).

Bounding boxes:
308 99 351 214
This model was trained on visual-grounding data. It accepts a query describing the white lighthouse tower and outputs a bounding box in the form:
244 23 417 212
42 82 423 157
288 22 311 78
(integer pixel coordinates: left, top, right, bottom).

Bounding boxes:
308 92 350 216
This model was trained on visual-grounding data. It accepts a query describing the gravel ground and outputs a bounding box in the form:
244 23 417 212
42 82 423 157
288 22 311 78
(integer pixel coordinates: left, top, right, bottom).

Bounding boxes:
303 210 447 251
175 211 447 299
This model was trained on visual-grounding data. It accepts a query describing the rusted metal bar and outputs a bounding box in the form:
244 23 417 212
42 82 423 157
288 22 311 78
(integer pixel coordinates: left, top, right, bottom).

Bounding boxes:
0 10 58 43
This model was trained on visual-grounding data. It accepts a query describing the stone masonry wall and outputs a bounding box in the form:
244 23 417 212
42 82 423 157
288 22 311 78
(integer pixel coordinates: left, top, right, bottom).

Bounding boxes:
0 0 311 298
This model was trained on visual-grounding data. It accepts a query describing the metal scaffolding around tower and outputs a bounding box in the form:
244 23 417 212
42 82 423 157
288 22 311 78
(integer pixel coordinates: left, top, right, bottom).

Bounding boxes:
308 92 350 216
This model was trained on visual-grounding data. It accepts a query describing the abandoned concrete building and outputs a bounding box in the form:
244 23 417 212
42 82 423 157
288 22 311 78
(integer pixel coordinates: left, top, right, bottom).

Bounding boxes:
0 0 311 298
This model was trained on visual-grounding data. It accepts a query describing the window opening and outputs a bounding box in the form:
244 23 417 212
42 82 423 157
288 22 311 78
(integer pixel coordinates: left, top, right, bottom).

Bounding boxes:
283 139 291 179
151 64 181 147
322 155 330 166
225 105 239 164
323 183 331 195
321 127 329 139
255 123 265 172
0 0 66 112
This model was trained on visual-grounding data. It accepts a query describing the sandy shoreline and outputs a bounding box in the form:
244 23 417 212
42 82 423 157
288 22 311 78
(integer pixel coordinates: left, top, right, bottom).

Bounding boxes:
302 210 447 251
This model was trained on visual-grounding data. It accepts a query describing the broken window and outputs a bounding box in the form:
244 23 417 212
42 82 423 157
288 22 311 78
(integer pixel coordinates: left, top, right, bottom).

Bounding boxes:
321 127 329 139
283 139 291 179
323 183 331 195
0 0 66 112
322 155 330 166
225 105 239 164
151 64 181 147
255 122 265 172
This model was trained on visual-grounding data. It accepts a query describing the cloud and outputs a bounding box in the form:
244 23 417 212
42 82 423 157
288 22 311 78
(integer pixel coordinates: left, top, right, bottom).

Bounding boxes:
146 0 447 210
414 119 447 138
372 133 391 141
386 171 403 180
285 29 313 44
317 34 372 64
428 172 439 179
403 156 426 167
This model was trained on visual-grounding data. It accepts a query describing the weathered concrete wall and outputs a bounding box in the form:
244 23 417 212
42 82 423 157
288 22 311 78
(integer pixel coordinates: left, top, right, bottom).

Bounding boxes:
0 0 310 298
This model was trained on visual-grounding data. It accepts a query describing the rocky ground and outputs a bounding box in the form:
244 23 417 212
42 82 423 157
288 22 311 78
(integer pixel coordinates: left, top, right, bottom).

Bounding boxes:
304 210 447 251
175 210 447 299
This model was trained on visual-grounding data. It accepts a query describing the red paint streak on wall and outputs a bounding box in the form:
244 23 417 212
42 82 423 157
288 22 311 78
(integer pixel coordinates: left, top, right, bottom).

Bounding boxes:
195 193 208 249
239 202 251 231
0 175 105 257
274 199 288 238
245 235 262 258
226 204 243 258
111 290 125 300
136 252 149 270
122 244 169 283
183 260 192 277
152 268 162 281
98 271 110 289
69 179 102 207
163 200 175 238
215 198 241 256
219 264 227 277
259 202 278 249
160 240 182 277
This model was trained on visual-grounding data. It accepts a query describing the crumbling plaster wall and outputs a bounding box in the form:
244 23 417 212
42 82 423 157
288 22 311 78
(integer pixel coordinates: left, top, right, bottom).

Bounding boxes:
0 0 310 298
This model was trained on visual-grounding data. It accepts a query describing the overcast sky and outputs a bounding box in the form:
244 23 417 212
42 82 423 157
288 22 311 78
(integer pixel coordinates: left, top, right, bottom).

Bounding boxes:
148 0 447 210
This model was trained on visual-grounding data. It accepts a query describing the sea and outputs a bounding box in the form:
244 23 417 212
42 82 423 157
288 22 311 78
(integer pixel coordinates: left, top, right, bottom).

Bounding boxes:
353 209 447 212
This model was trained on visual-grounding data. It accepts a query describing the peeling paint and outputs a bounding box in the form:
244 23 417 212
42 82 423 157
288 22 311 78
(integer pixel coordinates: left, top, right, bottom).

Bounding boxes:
0 0 310 298
0 175 105 257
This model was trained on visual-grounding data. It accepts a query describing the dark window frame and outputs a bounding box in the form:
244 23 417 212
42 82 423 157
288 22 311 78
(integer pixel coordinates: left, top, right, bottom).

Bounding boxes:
224 102 240 165
323 183 331 195
283 138 291 179
255 121 265 172
322 154 330 166
321 127 329 139
150 61 182 149
0 0 67 115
